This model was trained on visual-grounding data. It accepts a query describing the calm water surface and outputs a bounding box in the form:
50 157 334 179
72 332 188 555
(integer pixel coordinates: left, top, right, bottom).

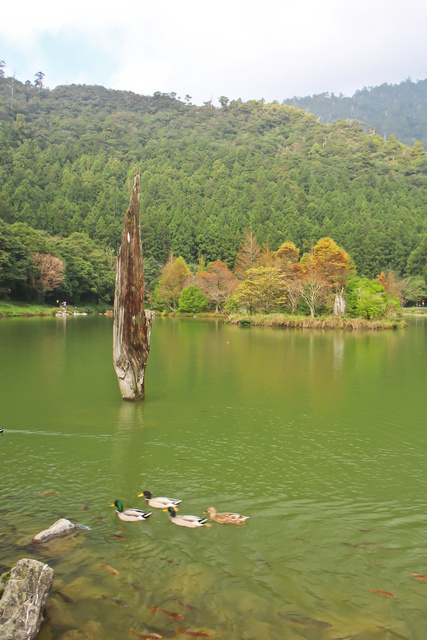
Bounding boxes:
0 315 426 640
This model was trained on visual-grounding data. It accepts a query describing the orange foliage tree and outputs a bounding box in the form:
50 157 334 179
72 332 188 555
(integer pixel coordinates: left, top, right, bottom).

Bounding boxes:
197 260 238 312
312 237 355 292
33 253 65 302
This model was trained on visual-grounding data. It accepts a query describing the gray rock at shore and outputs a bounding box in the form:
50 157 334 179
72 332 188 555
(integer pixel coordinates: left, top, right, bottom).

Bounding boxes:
0 558 54 640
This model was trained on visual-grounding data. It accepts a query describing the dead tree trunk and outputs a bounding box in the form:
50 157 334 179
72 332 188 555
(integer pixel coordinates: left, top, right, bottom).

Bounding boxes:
113 170 151 400
334 291 346 316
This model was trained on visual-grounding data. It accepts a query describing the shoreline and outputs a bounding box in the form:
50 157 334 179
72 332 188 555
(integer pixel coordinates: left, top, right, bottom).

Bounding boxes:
1 303 423 327
0 302 113 318
226 313 407 330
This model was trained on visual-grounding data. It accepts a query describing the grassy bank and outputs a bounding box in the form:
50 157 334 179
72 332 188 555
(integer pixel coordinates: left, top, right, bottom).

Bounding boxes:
226 313 406 330
402 308 427 316
155 310 226 318
0 301 113 317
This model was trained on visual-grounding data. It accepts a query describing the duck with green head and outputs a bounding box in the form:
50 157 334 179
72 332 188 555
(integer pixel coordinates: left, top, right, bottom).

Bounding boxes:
111 500 152 522
164 506 209 528
138 490 181 509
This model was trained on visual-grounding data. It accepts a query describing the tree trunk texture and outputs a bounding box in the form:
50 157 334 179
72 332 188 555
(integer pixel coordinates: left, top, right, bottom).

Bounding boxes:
0 558 54 640
113 170 151 400
334 292 346 315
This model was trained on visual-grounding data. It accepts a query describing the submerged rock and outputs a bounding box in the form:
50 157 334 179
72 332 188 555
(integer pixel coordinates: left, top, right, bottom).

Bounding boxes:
59 620 110 640
32 518 77 544
0 558 54 640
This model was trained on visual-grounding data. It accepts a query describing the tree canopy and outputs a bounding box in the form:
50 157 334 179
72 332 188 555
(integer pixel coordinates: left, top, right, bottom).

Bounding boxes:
0 75 426 304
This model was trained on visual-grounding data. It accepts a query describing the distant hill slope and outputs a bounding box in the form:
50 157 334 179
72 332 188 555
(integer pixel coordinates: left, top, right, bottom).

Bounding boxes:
283 79 427 147
0 77 426 282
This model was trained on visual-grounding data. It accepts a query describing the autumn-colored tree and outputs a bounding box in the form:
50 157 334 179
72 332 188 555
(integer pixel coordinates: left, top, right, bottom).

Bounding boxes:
275 241 300 265
156 253 191 310
33 253 65 302
376 270 407 306
376 272 387 289
309 237 356 315
312 237 355 291
258 239 276 267
233 228 260 280
274 241 303 308
197 260 238 312
234 266 286 313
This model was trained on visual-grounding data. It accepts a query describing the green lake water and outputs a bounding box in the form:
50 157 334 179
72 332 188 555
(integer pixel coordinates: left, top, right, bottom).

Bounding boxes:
0 315 426 640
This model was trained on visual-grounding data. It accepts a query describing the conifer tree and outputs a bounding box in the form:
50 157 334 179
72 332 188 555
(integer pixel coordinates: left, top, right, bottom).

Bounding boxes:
234 227 261 280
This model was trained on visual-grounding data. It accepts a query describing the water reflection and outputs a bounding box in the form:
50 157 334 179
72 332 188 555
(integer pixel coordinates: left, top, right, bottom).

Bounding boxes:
0 316 426 639
332 333 345 372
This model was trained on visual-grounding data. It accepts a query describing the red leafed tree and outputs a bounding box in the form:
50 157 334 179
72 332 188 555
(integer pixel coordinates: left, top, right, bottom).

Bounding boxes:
197 260 238 312
33 253 65 301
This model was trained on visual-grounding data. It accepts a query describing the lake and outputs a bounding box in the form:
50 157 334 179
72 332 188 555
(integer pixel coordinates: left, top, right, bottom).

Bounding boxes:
0 315 426 640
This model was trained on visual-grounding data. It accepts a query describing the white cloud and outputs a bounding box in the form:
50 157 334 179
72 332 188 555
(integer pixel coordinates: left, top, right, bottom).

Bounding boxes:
1 0 427 103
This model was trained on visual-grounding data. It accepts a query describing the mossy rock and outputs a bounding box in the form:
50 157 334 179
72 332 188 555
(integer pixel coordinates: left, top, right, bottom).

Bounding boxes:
0 558 54 640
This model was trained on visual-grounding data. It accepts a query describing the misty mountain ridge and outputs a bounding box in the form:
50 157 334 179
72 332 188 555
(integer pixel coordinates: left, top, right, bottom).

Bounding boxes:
283 78 427 147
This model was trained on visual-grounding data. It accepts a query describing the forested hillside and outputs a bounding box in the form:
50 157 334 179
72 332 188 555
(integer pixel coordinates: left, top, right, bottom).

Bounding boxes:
1 76 427 303
283 79 427 147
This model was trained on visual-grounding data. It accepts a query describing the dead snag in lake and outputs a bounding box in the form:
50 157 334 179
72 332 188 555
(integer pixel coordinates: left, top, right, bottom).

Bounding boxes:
113 169 152 401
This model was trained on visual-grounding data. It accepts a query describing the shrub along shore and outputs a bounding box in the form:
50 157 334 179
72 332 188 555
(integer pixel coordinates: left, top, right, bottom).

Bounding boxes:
226 313 406 330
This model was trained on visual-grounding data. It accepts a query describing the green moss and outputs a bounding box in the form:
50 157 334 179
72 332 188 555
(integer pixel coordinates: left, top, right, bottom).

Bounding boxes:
1 569 11 583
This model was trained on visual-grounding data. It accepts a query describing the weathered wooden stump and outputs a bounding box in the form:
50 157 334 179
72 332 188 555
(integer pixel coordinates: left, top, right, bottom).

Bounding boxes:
334 292 346 315
32 518 77 544
0 558 54 640
113 169 151 400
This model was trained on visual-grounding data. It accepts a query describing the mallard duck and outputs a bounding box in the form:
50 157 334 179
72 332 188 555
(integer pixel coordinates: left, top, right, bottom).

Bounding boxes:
138 490 181 509
204 507 249 525
111 500 151 522
164 506 209 528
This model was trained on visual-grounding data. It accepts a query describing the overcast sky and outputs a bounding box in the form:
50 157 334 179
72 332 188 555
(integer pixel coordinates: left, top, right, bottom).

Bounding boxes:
1 0 426 105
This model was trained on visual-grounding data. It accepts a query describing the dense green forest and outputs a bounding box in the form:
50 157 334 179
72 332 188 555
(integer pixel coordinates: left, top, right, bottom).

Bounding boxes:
283 79 427 148
0 74 427 304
